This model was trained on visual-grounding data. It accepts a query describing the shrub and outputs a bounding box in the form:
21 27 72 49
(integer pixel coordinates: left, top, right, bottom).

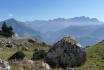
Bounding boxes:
9 51 26 60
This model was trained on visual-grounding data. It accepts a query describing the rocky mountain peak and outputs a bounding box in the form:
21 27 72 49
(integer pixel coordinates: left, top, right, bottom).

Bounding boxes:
71 16 99 22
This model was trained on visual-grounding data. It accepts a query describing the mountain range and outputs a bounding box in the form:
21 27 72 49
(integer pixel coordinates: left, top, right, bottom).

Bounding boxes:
1 16 104 46
26 16 103 33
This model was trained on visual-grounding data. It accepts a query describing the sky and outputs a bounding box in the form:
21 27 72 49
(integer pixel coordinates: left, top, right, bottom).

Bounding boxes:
0 0 104 21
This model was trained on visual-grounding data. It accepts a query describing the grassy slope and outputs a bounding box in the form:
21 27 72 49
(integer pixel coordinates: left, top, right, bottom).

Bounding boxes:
79 42 104 70
1 39 104 70
0 40 50 70
0 43 50 59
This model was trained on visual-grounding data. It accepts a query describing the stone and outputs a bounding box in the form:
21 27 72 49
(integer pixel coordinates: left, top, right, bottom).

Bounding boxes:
42 62 50 70
45 36 86 69
32 48 46 60
0 59 10 70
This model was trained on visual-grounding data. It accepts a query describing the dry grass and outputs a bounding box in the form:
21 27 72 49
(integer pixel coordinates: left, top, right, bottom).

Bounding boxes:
0 44 50 70
2 41 104 70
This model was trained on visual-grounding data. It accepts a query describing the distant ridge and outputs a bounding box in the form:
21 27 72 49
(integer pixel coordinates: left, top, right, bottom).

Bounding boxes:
27 16 104 32
1 16 104 46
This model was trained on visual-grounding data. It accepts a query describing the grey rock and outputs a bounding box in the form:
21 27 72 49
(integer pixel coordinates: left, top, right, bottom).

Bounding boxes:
32 48 46 60
0 38 36 48
45 36 86 69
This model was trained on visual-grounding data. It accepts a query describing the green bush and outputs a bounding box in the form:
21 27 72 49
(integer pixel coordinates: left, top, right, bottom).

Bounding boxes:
9 51 26 60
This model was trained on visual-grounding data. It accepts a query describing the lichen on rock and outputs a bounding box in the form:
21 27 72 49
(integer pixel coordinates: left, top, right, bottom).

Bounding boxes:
45 36 86 69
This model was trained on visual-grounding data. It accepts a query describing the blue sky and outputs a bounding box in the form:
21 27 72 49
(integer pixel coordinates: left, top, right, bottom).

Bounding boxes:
0 0 104 21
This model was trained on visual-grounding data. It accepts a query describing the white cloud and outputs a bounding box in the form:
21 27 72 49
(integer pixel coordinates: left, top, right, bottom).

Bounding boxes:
8 13 13 17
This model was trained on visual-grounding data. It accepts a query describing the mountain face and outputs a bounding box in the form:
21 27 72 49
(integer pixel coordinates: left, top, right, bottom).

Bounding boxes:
26 16 103 33
0 18 42 41
26 18 66 33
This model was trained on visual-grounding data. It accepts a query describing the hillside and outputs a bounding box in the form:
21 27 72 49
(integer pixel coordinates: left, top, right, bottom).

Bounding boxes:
0 37 50 70
79 40 104 70
0 32 103 70
0 18 43 41
0 37 50 59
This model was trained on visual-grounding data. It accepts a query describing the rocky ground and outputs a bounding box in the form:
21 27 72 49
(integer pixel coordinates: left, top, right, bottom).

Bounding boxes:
0 38 36 47
0 36 87 70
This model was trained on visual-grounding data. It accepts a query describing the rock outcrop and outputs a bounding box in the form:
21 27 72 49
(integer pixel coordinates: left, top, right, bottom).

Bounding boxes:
32 48 46 60
0 38 36 48
45 36 86 69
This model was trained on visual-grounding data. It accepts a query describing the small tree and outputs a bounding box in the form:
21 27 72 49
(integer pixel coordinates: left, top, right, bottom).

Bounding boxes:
1 22 14 37
2 22 8 32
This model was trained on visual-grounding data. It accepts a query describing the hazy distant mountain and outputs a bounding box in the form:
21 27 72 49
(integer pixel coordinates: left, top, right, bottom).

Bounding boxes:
26 18 66 32
0 18 42 40
26 16 104 46
44 24 104 46
1 16 104 46
26 16 104 33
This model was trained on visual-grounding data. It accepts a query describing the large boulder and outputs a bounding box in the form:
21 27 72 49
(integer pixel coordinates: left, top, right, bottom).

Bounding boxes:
45 36 86 69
